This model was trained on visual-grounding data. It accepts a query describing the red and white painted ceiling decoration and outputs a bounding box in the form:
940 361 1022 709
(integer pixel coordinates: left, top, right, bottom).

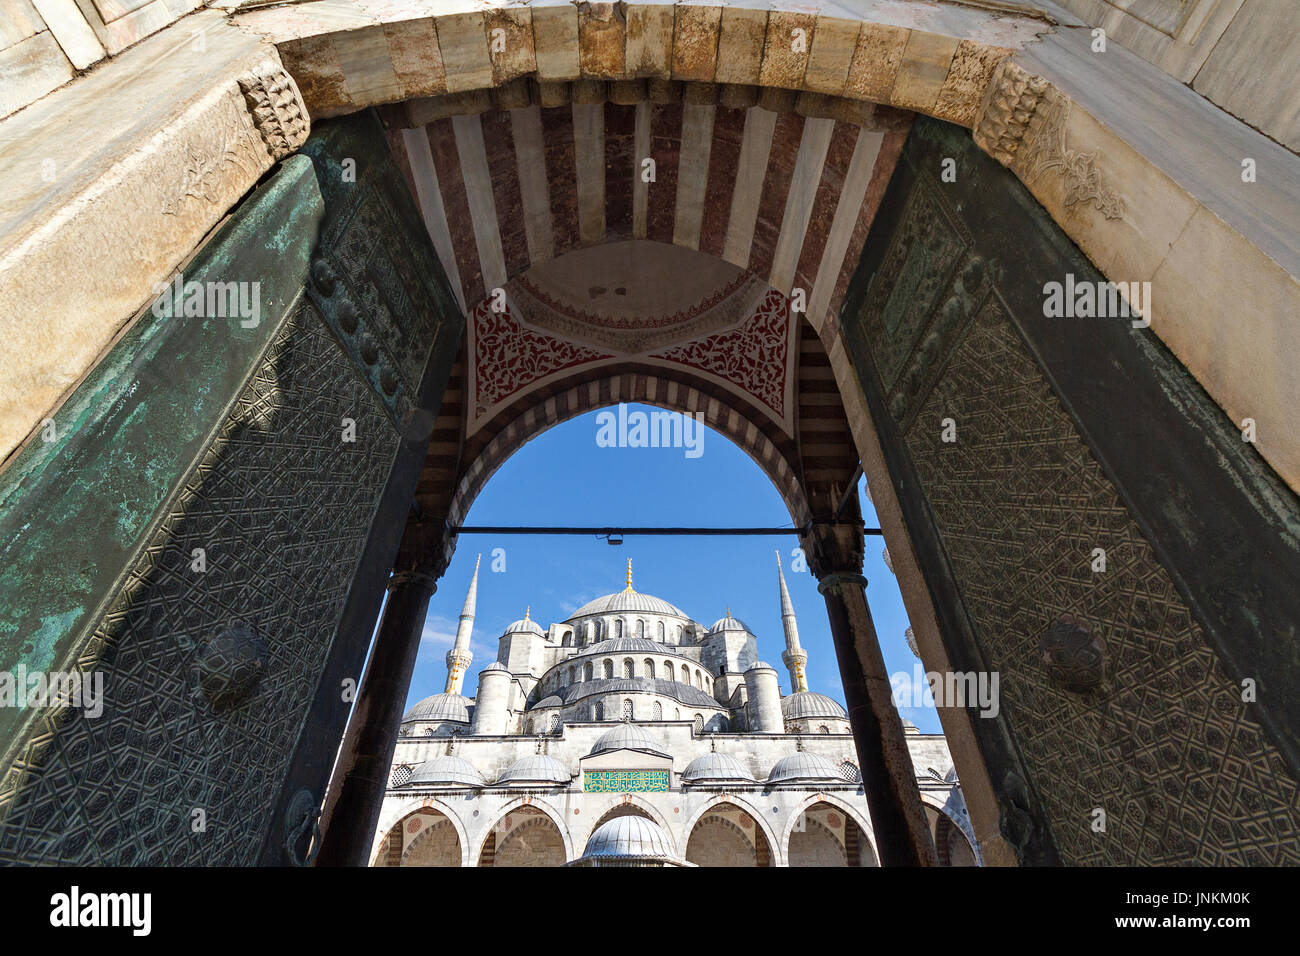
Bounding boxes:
468 285 797 436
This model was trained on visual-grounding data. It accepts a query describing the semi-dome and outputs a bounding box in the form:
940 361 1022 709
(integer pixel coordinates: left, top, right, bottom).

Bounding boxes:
681 753 755 785
590 724 670 758
555 677 720 709
708 612 752 633
579 816 678 862
532 694 564 709
408 755 485 787
496 754 572 786
578 636 677 656
767 752 844 785
402 693 472 724
780 691 848 720
568 590 688 619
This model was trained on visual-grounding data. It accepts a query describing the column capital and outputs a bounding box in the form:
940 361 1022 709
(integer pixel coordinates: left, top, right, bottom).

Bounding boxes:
389 568 438 593
817 572 869 594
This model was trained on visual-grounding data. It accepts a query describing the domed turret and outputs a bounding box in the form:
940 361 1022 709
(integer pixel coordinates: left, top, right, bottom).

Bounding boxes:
780 691 848 721
408 755 485 787
573 816 684 866
470 662 512 735
681 753 755 786
402 692 472 725
590 724 670 758
707 610 752 634
496 754 572 786
745 661 783 733
767 752 844 786
503 607 545 636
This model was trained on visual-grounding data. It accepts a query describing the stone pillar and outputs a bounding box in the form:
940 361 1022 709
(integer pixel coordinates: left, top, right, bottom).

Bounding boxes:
745 662 784 732
315 568 438 866
807 519 938 867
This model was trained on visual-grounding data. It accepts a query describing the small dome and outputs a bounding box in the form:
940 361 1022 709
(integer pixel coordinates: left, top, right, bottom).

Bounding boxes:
768 752 844 785
746 660 775 672
590 724 670 758
408 755 485 787
568 590 688 619
708 613 752 634
504 615 545 636
580 816 678 862
533 694 564 709
402 693 472 724
681 753 755 785
481 661 509 674
781 691 848 720
496 754 572 786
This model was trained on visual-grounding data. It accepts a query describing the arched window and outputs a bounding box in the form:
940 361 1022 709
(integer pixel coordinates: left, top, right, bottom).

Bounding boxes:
593 620 601 641
614 619 623 639
652 701 663 720
818 725 830 734
527 718 535 734
603 659 614 679
657 621 665 640
594 702 604 721
664 662 674 682
676 625 683 642
623 658 634 679
644 658 655 679
568 666 575 684
562 631 571 647
694 714 704 733
635 619 645 639
674 708 681 720
549 713 561 733
622 698 633 720
583 661 593 681
695 670 703 689
705 676 711 693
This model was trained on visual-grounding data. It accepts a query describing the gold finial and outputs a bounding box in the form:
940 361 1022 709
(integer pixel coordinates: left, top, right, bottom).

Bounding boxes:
726 605 731 618
524 606 531 621
624 558 633 592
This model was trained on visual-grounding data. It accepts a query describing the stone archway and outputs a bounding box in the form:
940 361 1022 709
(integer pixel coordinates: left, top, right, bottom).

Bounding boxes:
684 802 774 867
374 808 462 867
787 799 872 867
479 806 567 867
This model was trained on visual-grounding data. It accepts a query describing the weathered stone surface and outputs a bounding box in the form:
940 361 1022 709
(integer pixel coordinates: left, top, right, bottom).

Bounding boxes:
30 0 104 70
578 1 625 78
435 11 493 94
383 18 446 99
843 22 908 103
803 16 859 96
713 6 766 86
485 6 535 85
889 31 958 113
531 0 581 81
0 30 73 118
624 0 672 78
759 10 815 90
932 39 1009 127
671 3 721 83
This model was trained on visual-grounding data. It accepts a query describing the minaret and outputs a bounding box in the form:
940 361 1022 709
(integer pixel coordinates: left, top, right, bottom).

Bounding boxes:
776 551 809 693
444 553 480 695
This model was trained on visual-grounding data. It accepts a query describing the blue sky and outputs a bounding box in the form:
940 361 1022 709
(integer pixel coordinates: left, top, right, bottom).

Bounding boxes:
406 402 940 732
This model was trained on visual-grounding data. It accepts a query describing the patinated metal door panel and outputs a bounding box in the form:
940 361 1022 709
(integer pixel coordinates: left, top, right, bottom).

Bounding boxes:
840 117 1300 865
0 112 462 865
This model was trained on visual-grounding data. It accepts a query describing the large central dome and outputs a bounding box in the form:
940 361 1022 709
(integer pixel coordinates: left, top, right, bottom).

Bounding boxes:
567 590 688 620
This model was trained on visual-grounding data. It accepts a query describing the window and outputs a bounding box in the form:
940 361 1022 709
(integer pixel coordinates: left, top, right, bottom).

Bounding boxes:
652 701 663 720
644 658 655 679
664 662 674 682
694 714 704 733
527 718 535 734
635 619 645 639
549 713 561 733
695 670 703 689
568 666 575 684
593 621 601 641
818 725 831 734
583 661 593 681
657 621 665 640
674 708 681 720
623 658 634 679
614 619 623 639
622 698 633 720
676 625 683 642
603 660 613 679
594 702 604 721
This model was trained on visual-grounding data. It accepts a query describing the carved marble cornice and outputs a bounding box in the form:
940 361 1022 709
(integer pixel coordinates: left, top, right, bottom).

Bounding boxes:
238 62 310 162
973 60 1124 221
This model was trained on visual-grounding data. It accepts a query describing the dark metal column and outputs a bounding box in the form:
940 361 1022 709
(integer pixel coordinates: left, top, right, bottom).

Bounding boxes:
808 515 937 867
315 568 438 866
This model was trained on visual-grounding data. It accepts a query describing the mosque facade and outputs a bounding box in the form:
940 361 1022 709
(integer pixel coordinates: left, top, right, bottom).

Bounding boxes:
373 558 978 867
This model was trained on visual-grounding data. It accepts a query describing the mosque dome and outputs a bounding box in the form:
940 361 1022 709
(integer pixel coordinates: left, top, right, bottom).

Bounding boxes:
581 636 675 656
568 590 688 619
747 660 775 672
767 752 845 785
708 612 752 633
408 755 485 787
402 693 472 724
496 754 572 786
681 753 755 785
557 677 719 709
780 691 848 721
579 816 679 863
590 724 671 758
504 611 545 636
